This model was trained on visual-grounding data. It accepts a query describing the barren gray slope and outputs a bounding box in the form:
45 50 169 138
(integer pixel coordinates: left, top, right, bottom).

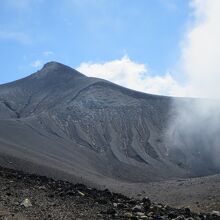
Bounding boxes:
0 62 219 189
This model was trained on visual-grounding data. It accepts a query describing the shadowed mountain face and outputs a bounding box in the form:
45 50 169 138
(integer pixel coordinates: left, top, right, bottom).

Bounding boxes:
0 62 219 188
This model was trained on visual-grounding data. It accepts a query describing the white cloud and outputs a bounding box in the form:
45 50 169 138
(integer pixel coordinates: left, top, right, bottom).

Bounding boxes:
30 51 53 69
0 30 31 45
77 55 184 96
43 51 54 56
31 60 43 68
179 0 220 98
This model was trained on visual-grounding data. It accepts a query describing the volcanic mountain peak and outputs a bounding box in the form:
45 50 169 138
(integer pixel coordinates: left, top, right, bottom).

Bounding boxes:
42 61 72 71
33 61 85 79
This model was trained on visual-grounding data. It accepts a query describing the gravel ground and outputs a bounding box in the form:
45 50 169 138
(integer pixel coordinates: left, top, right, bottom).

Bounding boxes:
0 166 220 220
116 175 220 213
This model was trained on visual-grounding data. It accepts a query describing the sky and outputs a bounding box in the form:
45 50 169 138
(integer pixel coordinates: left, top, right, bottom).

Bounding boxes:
0 0 219 98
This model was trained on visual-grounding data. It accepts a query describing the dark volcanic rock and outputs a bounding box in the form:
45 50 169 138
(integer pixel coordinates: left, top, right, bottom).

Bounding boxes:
0 166 214 220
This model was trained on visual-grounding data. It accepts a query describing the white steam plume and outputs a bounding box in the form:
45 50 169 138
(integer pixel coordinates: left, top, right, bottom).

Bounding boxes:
167 0 220 176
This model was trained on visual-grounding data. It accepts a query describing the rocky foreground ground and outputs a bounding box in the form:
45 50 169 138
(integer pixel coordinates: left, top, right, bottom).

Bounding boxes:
0 166 219 220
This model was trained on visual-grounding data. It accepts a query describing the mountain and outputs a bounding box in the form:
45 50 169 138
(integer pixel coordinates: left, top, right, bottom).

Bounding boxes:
0 62 219 189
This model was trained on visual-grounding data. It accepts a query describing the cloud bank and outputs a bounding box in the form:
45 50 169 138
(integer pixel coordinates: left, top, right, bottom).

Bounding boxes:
77 55 184 96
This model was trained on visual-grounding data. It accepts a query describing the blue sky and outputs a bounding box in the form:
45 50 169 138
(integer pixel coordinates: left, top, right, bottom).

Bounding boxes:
3 0 218 99
0 0 190 85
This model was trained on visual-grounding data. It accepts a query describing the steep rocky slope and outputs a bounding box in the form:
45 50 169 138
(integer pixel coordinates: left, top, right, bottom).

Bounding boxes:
0 62 219 189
